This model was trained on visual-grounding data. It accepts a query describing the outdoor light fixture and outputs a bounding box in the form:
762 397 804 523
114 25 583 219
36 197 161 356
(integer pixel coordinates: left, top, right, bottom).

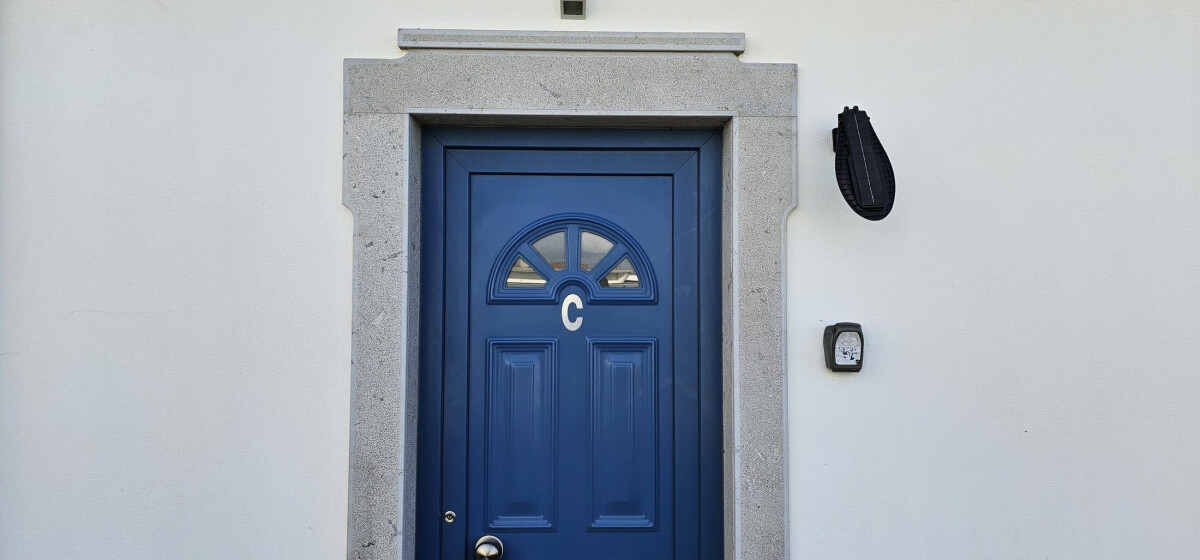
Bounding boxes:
832 106 895 220
823 322 864 372
561 0 585 19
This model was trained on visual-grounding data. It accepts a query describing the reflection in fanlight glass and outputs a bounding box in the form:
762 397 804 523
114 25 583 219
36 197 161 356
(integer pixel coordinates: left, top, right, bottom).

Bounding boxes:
532 231 567 271
505 257 547 288
601 257 640 288
579 231 614 271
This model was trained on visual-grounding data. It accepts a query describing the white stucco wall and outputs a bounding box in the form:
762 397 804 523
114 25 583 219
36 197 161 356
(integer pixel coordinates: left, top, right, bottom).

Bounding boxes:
2 1 1197 559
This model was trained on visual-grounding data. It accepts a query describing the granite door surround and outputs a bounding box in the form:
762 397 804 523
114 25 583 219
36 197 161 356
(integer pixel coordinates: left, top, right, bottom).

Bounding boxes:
344 29 796 560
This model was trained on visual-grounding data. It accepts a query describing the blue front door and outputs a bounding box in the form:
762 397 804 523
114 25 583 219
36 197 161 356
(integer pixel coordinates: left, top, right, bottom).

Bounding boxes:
418 128 722 560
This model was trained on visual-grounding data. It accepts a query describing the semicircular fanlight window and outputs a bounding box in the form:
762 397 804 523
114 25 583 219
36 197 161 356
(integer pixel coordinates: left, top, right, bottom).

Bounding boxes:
490 214 655 302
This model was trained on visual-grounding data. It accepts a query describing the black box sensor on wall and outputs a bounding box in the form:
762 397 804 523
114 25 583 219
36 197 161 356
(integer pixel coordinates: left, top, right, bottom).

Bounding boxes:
824 322 864 372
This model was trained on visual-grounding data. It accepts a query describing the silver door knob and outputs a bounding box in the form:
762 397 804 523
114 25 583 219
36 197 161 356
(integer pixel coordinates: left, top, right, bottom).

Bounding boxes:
474 535 503 560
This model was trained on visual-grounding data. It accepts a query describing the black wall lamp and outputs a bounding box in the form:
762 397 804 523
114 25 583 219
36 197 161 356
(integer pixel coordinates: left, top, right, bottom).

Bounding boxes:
832 107 895 220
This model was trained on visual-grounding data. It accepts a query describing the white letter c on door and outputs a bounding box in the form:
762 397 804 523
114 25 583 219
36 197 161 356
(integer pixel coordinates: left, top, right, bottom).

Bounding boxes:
561 294 583 331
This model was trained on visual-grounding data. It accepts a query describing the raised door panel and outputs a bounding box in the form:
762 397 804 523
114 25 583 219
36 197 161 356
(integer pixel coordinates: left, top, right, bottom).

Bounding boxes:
588 339 658 530
486 340 557 530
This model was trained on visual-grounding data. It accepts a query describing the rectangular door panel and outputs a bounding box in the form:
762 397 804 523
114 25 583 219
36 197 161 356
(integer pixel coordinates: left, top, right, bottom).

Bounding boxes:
487 339 557 530
588 339 658 531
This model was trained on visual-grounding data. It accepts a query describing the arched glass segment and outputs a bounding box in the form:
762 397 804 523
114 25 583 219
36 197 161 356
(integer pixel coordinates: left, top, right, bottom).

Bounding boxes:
601 257 640 288
506 257 547 288
579 231 614 272
488 213 656 304
532 231 567 271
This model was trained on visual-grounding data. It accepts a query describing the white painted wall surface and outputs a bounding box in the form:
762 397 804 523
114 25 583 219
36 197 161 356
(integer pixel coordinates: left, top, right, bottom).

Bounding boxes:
2 1 1197 558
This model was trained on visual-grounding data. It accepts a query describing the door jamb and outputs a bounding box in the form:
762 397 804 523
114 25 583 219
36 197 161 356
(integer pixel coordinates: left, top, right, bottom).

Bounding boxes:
416 128 724 560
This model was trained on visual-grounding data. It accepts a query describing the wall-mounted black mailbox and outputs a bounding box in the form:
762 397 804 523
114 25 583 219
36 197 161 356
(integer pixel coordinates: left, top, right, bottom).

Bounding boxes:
832 106 895 220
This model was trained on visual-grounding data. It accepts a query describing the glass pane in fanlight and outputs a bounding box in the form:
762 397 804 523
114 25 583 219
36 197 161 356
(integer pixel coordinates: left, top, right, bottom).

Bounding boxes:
505 257 547 288
601 257 640 288
532 231 567 271
579 231 614 272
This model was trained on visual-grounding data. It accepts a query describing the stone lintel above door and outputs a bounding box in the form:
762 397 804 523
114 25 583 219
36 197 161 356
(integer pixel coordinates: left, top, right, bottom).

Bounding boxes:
398 28 747 54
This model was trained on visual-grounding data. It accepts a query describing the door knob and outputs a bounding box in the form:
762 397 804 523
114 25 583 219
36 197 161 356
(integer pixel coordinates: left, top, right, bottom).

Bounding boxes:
474 535 503 560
